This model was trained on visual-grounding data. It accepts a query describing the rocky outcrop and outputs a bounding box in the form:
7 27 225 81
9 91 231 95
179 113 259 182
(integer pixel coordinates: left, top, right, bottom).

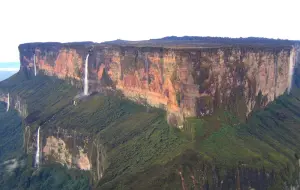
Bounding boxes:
18 41 300 126
42 136 73 168
23 127 107 180
0 92 8 105
0 92 28 118
13 95 28 118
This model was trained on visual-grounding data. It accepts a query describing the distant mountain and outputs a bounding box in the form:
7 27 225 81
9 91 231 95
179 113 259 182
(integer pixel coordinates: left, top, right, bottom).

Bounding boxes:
149 36 298 46
100 36 300 49
102 39 132 45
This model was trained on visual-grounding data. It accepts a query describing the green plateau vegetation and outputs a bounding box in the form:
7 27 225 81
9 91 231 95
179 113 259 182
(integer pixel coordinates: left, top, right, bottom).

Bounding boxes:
0 71 300 189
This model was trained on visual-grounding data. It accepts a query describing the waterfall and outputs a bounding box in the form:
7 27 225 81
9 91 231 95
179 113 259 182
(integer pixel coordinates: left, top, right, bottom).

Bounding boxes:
35 127 40 168
6 93 9 112
84 54 89 95
33 54 37 76
288 49 296 94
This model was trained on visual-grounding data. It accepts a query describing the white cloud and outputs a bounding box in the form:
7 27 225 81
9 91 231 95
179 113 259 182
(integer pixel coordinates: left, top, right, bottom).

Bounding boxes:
0 68 19 72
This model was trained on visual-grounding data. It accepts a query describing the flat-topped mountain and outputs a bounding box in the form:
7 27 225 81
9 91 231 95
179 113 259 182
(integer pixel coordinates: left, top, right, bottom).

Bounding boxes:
1 36 300 189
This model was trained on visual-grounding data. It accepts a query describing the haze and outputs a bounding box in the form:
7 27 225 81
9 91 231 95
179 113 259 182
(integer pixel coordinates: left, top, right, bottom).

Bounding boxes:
0 0 299 62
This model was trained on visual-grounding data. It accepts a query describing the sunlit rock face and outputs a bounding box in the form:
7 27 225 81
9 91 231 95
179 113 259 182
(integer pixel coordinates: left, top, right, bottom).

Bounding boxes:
77 148 91 171
38 49 84 81
18 42 300 126
24 127 107 180
0 92 28 118
43 136 73 168
43 136 91 170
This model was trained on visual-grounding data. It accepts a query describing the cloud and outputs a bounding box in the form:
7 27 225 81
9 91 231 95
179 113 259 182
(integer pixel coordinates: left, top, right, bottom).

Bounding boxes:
0 68 19 72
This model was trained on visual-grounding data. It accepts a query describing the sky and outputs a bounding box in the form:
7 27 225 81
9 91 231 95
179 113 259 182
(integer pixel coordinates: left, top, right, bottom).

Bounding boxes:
0 0 299 62
0 63 19 81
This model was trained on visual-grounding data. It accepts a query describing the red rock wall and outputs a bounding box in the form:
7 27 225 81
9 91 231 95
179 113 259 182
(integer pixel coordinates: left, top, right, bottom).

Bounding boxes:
18 43 299 126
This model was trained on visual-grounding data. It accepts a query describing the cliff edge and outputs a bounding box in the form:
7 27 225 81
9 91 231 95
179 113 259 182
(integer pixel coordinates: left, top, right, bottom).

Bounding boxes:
1 37 300 189
18 38 300 126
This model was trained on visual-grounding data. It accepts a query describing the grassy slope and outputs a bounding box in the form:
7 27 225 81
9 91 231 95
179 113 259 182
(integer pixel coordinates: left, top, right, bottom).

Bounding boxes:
197 90 300 171
0 72 189 189
105 91 300 189
0 102 22 161
1 71 300 189
0 73 92 190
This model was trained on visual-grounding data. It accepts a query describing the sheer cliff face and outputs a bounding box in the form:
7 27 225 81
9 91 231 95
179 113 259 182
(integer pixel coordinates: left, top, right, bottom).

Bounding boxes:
0 92 28 118
24 127 107 181
19 44 298 125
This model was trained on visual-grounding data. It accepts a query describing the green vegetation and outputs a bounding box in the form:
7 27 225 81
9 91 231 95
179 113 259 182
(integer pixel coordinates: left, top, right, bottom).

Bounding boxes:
182 90 300 188
0 102 22 161
1 71 300 189
0 100 90 190
1 163 90 190
0 72 189 189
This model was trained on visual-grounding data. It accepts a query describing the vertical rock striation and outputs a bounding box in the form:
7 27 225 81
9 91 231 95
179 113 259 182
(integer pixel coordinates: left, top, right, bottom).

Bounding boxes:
22 127 107 179
18 41 300 126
